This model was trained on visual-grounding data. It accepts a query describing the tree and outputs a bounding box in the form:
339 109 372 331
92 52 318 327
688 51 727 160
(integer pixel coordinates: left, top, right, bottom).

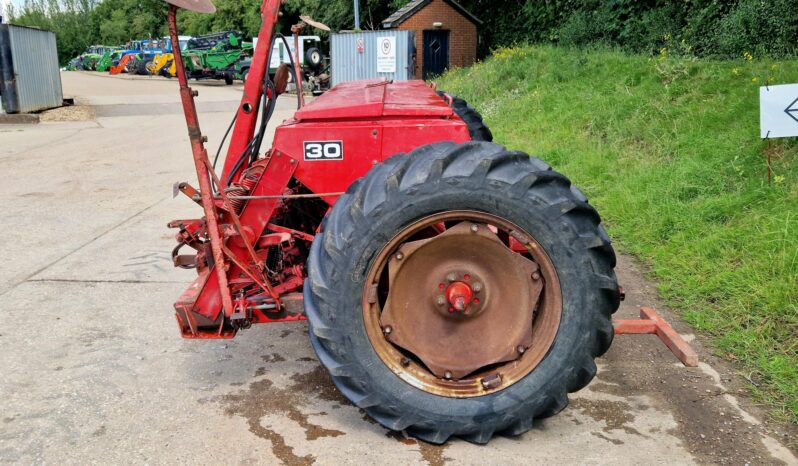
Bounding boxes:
9 0 98 64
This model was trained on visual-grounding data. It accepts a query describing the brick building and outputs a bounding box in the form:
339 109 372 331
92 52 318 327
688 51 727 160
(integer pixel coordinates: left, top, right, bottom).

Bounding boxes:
381 0 481 80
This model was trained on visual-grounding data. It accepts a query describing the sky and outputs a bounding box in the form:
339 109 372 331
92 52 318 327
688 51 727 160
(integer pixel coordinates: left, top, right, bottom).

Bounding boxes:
0 0 14 18
0 0 18 17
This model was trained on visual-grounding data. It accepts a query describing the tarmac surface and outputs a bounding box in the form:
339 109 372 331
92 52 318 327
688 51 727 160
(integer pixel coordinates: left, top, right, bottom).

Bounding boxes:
0 71 796 465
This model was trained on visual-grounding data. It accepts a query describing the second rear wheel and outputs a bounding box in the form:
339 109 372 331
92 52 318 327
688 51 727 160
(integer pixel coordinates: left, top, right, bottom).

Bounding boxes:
437 90 493 141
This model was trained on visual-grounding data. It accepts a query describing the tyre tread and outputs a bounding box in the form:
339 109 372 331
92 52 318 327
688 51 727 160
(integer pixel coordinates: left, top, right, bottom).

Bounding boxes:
306 141 620 443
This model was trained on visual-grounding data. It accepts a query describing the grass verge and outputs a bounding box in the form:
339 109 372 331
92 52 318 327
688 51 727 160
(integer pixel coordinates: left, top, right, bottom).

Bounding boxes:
438 45 798 424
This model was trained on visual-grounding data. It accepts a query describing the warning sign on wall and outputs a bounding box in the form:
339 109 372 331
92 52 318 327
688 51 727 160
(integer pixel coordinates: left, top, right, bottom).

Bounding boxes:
376 36 396 73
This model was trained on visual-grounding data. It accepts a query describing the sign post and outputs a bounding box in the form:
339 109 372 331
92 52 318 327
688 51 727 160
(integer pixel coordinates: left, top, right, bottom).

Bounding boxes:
376 36 396 74
759 83 798 184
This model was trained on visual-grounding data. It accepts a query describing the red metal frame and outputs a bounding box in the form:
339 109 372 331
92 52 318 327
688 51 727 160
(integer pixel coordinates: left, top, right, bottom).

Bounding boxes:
221 0 283 185
614 307 698 367
166 0 470 338
167 0 699 374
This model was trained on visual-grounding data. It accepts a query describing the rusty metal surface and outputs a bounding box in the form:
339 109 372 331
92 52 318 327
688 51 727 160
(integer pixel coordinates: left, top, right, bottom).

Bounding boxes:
291 25 306 107
299 15 331 32
614 307 699 367
380 221 541 379
363 211 563 397
273 64 290 95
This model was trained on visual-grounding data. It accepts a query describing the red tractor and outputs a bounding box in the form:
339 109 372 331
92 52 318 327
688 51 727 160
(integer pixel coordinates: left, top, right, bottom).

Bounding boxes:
164 0 620 444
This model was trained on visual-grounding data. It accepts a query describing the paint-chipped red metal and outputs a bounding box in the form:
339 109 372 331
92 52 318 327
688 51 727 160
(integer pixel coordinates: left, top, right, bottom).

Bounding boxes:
614 307 699 367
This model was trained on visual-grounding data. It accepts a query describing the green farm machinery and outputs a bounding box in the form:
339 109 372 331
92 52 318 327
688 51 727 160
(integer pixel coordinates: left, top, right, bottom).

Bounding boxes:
182 31 252 84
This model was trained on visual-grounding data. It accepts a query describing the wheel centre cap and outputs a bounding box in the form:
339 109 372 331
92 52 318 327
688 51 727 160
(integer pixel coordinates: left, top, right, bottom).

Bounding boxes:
446 281 473 313
379 221 544 380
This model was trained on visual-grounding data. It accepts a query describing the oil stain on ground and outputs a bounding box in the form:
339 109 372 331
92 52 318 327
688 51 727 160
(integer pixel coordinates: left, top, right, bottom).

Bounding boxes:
383 422 449 465
219 365 346 465
222 359 450 466
570 398 643 437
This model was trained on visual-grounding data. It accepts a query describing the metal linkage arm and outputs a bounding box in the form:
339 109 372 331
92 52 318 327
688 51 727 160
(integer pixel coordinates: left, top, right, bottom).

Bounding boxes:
221 0 284 185
614 307 698 367
167 5 236 326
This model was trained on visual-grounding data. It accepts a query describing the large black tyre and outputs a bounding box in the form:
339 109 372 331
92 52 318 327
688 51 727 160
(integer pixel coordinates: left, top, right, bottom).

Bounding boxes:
160 61 174 78
437 90 493 142
135 59 149 76
305 141 620 444
125 58 138 74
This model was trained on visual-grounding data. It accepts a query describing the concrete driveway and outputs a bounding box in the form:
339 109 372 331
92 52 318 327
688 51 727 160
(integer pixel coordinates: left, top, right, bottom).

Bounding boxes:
0 72 796 465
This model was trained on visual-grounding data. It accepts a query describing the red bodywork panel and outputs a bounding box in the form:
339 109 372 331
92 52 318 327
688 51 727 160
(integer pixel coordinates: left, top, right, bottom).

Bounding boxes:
173 78 471 338
293 80 454 120
275 80 468 199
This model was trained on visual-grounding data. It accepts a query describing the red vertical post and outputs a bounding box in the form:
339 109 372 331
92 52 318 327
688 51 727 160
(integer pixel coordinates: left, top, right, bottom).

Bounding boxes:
221 0 284 185
168 5 235 323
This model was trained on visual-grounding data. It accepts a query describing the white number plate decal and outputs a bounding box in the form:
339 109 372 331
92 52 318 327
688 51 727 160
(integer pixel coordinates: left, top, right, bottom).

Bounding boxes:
303 141 344 161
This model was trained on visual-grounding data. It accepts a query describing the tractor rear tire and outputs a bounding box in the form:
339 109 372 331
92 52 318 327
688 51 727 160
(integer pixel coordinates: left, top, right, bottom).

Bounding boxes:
437 91 493 142
305 141 620 444
160 61 174 78
135 59 149 75
125 59 137 74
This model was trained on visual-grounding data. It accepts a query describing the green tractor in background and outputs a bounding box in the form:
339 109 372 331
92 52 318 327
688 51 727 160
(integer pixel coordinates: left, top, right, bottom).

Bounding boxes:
95 48 122 72
182 31 252 84
69 45 114 71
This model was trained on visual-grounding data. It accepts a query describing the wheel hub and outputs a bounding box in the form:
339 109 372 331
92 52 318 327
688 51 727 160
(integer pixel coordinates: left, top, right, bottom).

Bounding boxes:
445 280 473 313
379 221 543 380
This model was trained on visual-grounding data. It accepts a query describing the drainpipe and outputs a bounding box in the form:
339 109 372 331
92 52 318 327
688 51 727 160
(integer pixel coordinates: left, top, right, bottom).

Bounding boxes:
353 0 360 30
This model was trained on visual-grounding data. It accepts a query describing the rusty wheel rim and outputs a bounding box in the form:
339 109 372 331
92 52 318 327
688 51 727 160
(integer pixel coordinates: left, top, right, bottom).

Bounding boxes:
362 211 562 397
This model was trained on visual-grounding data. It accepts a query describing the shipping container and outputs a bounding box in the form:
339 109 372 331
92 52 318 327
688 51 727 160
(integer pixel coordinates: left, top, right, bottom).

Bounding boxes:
0 25 63 113
331 30 415 86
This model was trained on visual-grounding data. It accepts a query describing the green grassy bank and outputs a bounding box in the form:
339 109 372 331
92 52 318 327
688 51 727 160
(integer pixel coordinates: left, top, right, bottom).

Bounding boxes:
438 45 798 423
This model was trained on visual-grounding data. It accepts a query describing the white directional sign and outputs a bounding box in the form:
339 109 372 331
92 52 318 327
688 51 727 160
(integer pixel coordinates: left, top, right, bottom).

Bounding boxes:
760 83 798 138
376 36 396 73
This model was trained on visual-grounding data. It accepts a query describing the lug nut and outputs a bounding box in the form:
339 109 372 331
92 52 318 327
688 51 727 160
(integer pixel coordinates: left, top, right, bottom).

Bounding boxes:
446 273 457 282
481 373 502 390
436 295 446 306
517 345 526 354
470 224 479 233
383 326 392 335
472 282 482 292
444 371 452 380
395 252 404 261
